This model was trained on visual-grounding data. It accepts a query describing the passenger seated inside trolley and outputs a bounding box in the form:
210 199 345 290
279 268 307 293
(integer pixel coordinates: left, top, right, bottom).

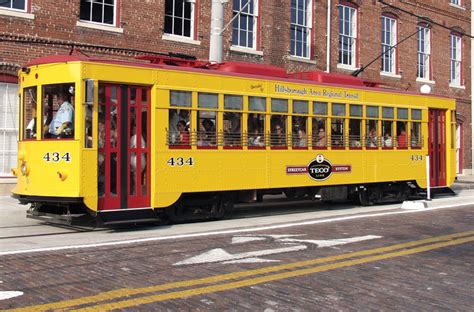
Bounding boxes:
248 113 265 147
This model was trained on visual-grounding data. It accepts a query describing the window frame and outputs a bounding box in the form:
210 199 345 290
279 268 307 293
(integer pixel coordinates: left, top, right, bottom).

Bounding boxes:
381 14 398 74
164 0 197 39
0 0 28 12
79 0 119 27
232 0 259 50
290 0 312 59
338 3 358 67
417 24 432 80
450 33 462 86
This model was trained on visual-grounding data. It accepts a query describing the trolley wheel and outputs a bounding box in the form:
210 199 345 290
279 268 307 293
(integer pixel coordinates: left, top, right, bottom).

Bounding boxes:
358 188 373 206
214 193 235 220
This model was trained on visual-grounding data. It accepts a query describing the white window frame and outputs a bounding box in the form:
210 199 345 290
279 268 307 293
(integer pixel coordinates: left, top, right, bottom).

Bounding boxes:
417 25 431 80
290 0 312 59
164 0 196 39
0 0 27 12
0 82 19 177
338 4 357 67
232 0 259 49
79 0 117 27
450 34 462 86
450 0 461 5
381 15 397 74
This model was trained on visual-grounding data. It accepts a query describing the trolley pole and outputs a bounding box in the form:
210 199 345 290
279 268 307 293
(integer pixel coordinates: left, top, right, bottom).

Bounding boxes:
426 155 431 201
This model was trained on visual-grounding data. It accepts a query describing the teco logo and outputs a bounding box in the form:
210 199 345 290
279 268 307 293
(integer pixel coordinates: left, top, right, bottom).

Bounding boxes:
308 154 332 181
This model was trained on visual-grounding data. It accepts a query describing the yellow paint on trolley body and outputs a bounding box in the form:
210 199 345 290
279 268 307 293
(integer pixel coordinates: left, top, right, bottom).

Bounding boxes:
9 230 474 312
13 59 457 213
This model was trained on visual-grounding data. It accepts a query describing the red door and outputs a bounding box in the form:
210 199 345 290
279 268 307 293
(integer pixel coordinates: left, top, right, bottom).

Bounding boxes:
428 109 446 187
98 84 150 210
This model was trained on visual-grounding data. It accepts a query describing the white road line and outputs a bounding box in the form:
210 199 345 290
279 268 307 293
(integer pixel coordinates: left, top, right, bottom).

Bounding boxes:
0 291 23 301
0 202 472 257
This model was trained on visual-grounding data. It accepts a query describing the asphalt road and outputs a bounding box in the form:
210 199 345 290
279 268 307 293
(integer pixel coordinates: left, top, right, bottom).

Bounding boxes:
0 191 473 310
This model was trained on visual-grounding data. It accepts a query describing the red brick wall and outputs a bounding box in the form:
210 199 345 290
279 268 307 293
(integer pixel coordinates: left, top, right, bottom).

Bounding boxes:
0 0 471 169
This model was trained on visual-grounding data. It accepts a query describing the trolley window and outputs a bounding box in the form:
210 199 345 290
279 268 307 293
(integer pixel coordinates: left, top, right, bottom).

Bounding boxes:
197 93 218 147
170 90 191 107
42 84 75 139
293 100 308 114
366 119 378 148
366 106 379 118
23 87 37 140
169 90 191 147
292 100 308 148
271 115 287 147
411 109 422 148
84 79 94 148
411 109 422 120
271 98 288 113
248 113 265 148
292 116 307 148
271 99 288 147
224 95 243 147
366 106 379 148
313 101 328 115
313 117 327 148
331 103 345 148
349 105 362 148
382 107 394 148
249 96 266 112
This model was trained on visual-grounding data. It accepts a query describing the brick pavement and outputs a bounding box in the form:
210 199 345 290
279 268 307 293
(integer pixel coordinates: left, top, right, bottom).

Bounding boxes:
0 205 473 310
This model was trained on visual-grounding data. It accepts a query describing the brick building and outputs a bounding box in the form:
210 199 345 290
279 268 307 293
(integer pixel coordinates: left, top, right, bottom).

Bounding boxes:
0 0 471 187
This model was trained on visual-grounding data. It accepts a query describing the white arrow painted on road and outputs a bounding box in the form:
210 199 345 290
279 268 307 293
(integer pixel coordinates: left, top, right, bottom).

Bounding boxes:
174 245 307 266
0 291 23 301
175 234 382 266
278 235 382 247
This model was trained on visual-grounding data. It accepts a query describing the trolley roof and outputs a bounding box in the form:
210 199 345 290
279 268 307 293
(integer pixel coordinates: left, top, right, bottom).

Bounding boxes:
25 55 451 99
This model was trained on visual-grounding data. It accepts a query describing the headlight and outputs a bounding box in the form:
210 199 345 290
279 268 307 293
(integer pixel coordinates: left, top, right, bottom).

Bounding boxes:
20 161 28 176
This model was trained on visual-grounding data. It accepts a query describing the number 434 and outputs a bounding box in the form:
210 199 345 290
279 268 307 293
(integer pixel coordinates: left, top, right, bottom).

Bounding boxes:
43 152 71 162
167 157 194 166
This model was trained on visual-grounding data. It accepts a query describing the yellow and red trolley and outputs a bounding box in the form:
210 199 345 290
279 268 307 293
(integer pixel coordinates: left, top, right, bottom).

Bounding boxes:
12 54 456 224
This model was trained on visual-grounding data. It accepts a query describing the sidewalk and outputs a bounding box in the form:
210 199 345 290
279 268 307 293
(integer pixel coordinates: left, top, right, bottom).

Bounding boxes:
453 174 474 191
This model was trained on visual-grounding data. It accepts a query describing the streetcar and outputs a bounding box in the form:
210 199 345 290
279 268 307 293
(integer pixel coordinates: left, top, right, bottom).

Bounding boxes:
11 54 456 225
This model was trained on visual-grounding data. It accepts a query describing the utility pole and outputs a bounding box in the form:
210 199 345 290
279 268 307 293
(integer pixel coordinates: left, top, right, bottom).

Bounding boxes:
209 0 227 63
471 0 474 174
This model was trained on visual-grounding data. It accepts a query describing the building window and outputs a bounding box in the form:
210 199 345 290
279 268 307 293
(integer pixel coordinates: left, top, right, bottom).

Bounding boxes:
165 0 195 38
0 0 26 11
417 25 431 79
290 0 312 58
450 0 461 5
450 34 462 86
232 0 258 49
0 82 19 176
381 15 397 74
338 4 357 67
80 0 116 26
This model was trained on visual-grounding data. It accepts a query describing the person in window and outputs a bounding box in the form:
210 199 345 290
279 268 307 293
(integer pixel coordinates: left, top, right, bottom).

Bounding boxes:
202 118 216 145
169 110 179 144
26 103 37 139
367 127 377 147
48 92 74 138
383 132 393 147
297 129 307 147
397 127 407 148
316 128 326 147
272 123 286 146
249 129 264 147
177 120 190 146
